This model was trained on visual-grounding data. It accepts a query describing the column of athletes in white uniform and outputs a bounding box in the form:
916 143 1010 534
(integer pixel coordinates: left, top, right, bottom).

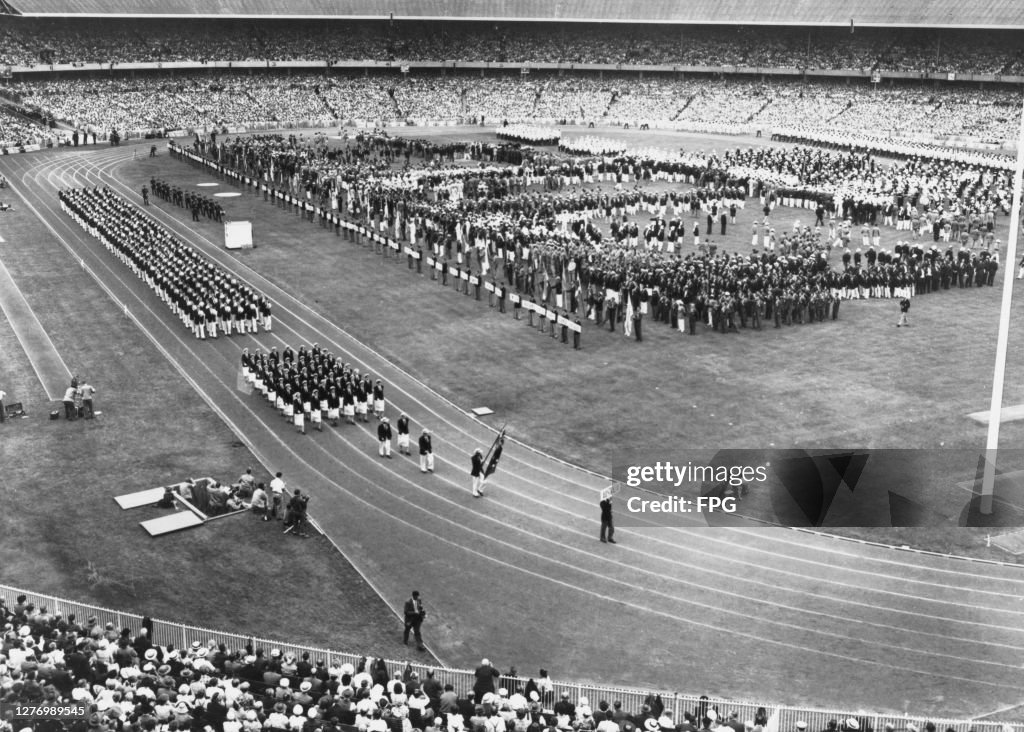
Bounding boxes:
59 190 272 340
238 353 436 470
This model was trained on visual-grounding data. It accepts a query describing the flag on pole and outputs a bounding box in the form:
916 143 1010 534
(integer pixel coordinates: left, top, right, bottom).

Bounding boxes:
484 429 506 478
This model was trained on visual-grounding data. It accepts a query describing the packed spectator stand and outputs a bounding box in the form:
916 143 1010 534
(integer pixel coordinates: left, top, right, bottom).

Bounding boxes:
1 588 1019 732
1 19 1023 76
0 16 1021 153
5 73 1020 157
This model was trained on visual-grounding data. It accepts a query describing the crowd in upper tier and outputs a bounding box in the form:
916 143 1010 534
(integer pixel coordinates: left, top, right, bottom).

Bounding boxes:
4 73 1020 150
1 19 1023 75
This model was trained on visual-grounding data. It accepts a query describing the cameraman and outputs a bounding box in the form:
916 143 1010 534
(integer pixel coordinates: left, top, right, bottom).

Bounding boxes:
283 488 310 535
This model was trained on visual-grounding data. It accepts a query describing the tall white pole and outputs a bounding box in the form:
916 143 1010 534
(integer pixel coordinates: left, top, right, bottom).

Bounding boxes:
981 97 1024 515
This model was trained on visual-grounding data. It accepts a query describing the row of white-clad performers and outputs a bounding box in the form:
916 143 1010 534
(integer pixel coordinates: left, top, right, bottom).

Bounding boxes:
58 187 272 340
240 345 436 471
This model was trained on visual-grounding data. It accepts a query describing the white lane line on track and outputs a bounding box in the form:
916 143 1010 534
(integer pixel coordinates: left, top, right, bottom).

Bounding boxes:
94 154 1024 575
79 151 1024 585
41 158 1024 669
31 153 443 667
98 150 612 486
16 150 1024 700
0 255 73 400
92 150 1024 596
82 150 1024 607
88 157 1024 638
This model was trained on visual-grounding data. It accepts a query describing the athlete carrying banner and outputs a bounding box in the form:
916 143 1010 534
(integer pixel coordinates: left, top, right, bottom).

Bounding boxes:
472 426 506 497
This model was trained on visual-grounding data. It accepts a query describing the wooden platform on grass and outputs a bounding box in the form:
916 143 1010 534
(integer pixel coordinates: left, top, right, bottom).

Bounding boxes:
114 487 166 509
140 511 204 536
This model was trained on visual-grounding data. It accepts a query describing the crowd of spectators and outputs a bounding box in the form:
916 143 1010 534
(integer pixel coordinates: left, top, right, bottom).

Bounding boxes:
0 593 834 732
11 74 338 132
8 72 1020 151
0 107 65 149
2 19 1023 75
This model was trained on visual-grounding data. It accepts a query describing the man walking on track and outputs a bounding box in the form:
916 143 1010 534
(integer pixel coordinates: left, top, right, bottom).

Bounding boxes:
378 417 393 458
600 490 616 544
396 414 411 455
403 590 426 651
419 429 434 473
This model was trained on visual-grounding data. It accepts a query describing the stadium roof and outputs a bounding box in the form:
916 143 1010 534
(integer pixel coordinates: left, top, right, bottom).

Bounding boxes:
5 0 1024 28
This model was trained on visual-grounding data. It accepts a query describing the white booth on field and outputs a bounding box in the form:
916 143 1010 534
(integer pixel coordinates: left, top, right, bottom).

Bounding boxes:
224 220 253 249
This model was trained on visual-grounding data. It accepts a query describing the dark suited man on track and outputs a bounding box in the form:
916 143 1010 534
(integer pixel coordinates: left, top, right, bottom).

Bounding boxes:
403 590 426 651
600 490 616 544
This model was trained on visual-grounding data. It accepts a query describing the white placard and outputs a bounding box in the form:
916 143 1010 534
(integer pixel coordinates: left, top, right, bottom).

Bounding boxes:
224 220 253 249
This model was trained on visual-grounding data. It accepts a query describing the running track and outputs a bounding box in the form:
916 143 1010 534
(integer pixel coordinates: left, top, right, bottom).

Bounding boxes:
4 145 1024 718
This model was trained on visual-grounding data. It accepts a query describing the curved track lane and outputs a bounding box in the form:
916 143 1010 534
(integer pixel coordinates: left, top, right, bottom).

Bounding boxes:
4 146 1024 716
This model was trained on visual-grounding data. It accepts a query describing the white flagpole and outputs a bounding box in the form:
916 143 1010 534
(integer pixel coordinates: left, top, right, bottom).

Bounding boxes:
981 97 1024 515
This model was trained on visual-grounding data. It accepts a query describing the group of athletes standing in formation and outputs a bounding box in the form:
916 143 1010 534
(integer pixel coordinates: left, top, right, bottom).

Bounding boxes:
180 130 1012 346
144 176 226 223
58 185 273 340
240 345 436 472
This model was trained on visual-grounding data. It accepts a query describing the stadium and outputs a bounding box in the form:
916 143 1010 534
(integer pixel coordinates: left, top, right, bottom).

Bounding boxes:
2 0 1024 729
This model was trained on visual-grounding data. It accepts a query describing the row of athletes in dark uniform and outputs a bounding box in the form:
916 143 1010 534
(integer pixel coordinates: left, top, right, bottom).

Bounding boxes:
58 186 271 340
841 244 1000 291
239 344 436 471
144 177 226 223
241 344 384 433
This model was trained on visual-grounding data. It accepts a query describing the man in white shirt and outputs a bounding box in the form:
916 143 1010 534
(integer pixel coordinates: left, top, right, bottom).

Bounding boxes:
0 387 6 422
269 472 286 520
79 381 97 419
63 385 78 420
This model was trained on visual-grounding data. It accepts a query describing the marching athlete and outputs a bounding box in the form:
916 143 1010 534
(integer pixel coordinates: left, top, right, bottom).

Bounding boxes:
373 379 386 420
378 417 393 458
326 387 341 427
419 429 434 473
471 448 485 497
396 413 411 455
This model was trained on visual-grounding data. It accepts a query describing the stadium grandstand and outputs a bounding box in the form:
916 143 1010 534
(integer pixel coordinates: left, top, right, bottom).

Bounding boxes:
2 0 1024 730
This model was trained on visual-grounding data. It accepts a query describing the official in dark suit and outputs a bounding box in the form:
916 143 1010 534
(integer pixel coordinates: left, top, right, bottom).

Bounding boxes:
600 494 615 544
403 591 426 651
